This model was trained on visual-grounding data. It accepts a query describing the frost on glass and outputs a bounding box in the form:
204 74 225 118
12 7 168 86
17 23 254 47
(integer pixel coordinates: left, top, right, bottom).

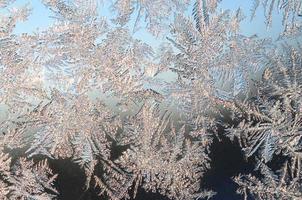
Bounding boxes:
0 0 301 199
113 102 214 200
234 161 302 200
112 0 190 36
166 1 271 122
227 44 302 199
251 0 302 36
228 44 302 164
0 153 57 199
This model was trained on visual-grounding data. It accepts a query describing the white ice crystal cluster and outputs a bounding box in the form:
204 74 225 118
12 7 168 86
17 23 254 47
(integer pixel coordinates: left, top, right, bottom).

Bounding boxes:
0 0 301 199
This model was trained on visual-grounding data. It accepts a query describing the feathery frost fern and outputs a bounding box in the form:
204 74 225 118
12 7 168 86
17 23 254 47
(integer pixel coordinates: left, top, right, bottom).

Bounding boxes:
0 0 301 199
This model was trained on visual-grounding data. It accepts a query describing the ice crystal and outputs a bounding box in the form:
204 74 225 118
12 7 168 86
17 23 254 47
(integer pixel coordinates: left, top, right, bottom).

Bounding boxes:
112 0 190 36
252 0 302 36
113 102 213 200
228 43 302 200
167 1 271 121
234 161 302 200
0 0 302 199
0 153 58 199
227 44 302 165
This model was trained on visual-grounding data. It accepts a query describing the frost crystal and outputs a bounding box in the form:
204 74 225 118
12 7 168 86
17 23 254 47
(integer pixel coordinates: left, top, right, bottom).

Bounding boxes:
0 0 302 199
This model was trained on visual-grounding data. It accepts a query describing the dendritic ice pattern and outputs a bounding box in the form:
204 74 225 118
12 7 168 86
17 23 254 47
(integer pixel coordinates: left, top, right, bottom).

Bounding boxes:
0 0 301 200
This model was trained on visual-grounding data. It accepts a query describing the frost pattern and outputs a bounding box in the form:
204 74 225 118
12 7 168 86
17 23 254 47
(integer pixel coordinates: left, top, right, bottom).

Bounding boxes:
228 44 302 199
112 0 190 35
0 153 57 199
113 102 214 200
167 1 271 120
0 0 301 199
234 161 302 200
228 44 302 164
252 0 302 36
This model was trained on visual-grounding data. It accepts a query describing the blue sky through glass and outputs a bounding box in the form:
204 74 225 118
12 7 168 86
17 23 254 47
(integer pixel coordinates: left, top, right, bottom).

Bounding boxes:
10 0 283 46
